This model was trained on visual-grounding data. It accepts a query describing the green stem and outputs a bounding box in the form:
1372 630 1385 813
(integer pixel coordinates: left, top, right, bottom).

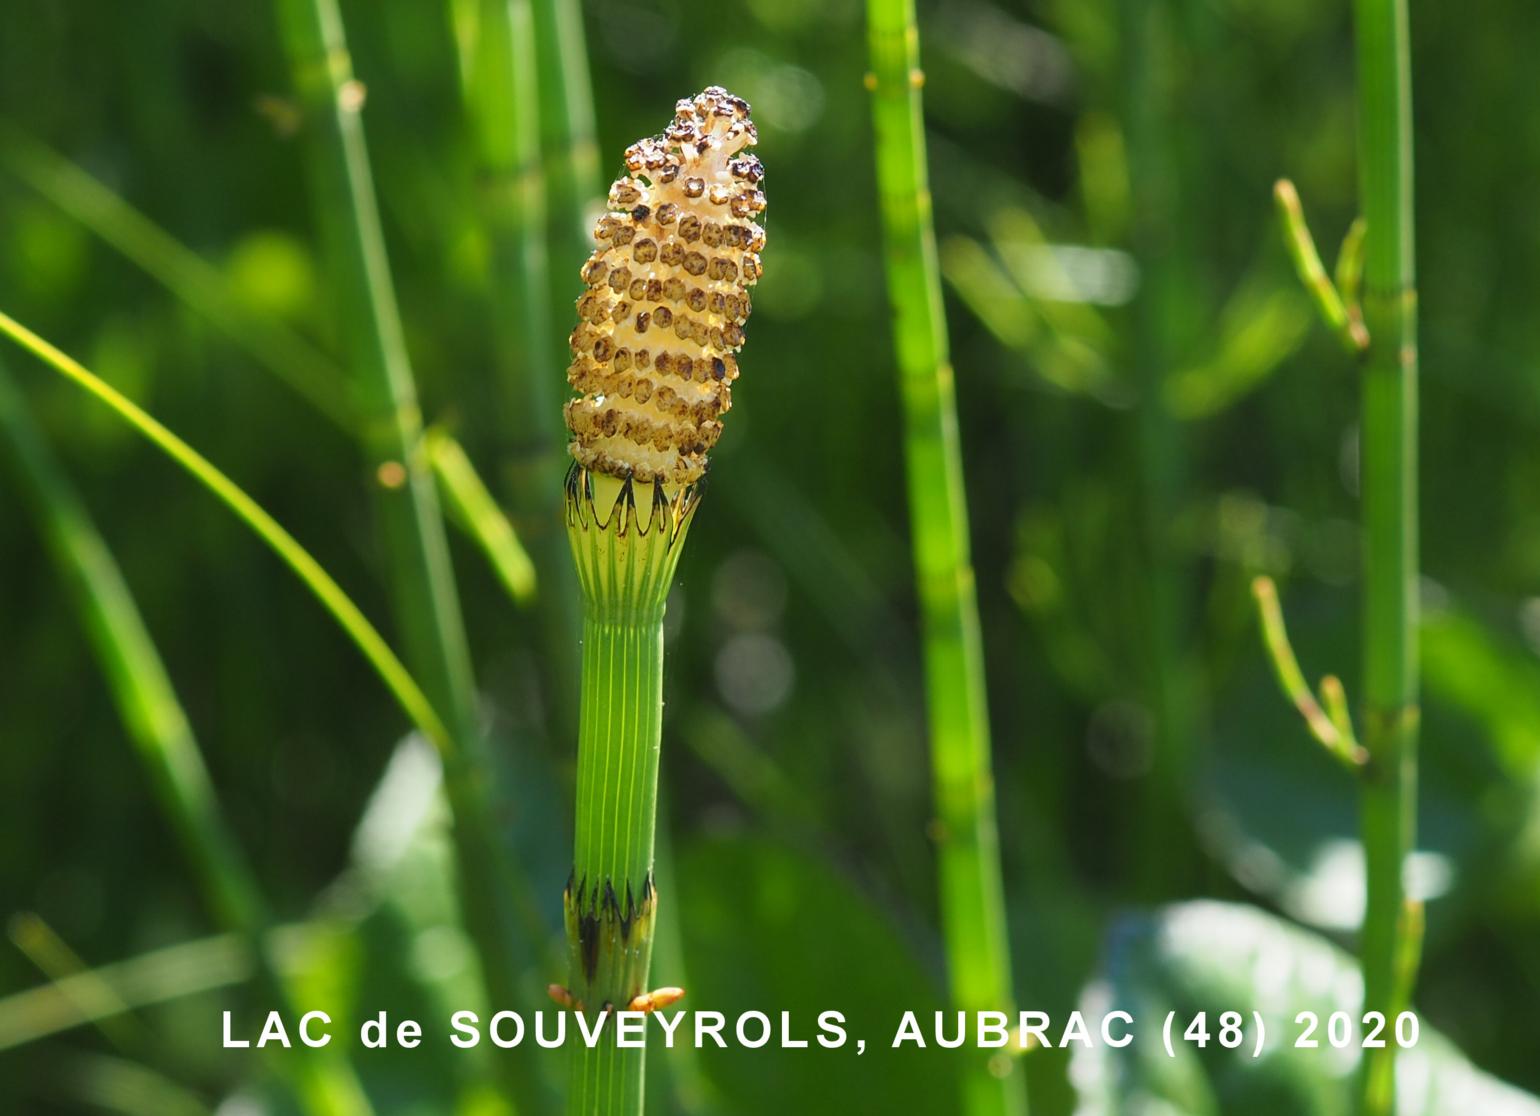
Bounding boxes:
271 3 553 1108
1115 0 1200 898
864 5 1024 1115
451 0 583 742
530 0 600 305
571 617 664 915
1353 0 1420 1112
427 426 538 607
567 614 662 1116
272 0 476 741
0 925 331 1052
527 37 710 1112
563 469 696 1115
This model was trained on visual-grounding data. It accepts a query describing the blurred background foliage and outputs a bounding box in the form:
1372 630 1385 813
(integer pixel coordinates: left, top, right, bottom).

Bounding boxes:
2 0 1539 1113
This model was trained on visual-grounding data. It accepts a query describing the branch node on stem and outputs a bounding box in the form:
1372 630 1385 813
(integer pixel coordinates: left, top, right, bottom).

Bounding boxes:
1272 179 1369 355
1335 216 1367 311
1250 576 1364 772
1394 898 1425 1011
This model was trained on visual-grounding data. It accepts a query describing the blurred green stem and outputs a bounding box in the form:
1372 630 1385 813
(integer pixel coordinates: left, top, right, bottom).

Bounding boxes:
451 0 582 741
272 0 551 1106
0 927 312 1051
1116 0 1199 896
10 914 138 1051
427 426 538 607
530 0 599 315
864 4 1025 1114
0 359 372 1115
1353 0 1420 1111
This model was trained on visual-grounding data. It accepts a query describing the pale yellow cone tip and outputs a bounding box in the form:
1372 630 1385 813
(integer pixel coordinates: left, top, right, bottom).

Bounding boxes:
564 86 766 486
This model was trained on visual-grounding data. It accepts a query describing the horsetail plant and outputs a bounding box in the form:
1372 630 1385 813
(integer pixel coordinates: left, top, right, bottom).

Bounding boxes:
865 4 1025 1114
1256 0 1421 1112
551 87 764 1115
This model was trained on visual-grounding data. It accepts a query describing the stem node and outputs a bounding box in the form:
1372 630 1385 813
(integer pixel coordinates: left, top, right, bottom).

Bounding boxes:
1273 179 1370 354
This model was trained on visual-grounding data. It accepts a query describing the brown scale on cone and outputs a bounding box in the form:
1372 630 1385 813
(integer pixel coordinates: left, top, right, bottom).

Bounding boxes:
564 86 765 485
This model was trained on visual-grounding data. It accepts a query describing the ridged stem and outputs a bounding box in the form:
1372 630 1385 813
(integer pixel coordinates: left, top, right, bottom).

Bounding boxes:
864 4 1025 1115
567 615 662 1116
1353 0 1419 1111
572 617 665 893
272 0 546 1106
563 468 696 1115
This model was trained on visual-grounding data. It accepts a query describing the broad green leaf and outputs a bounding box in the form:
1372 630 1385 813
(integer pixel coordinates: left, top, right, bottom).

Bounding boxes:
1420 607 1540 903
1073 901 1540 1116
676 836 959 1114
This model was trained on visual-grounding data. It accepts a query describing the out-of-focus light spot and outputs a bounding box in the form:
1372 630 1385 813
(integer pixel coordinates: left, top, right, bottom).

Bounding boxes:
712 549 788 630
1085 699 1153 779
215 1098 267 1116
1301 516 1358 585
1340 425 1360 498
752 244 823 320
994 242 1138 306
9 201 90 298
937 1 1076 106
1212 490 1290 572
745 0 856 34
412 924 473 984
226 230 317 321
1006 553 1060 611
338 79 367 114
593 1 678 73
1280 839 1454 931
350 734 442 874
80 316 152 451
664 585 688 640
1518 598 1540 655
715 633 794 716
714 50 825 134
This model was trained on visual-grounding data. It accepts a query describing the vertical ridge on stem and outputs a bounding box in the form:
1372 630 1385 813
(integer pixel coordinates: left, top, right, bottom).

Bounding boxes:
864 2 1026 1113
563 468 695 1114
1353 0 1419 1112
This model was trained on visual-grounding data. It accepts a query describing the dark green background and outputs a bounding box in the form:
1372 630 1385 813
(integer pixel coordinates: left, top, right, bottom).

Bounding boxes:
2 0 1538 1112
